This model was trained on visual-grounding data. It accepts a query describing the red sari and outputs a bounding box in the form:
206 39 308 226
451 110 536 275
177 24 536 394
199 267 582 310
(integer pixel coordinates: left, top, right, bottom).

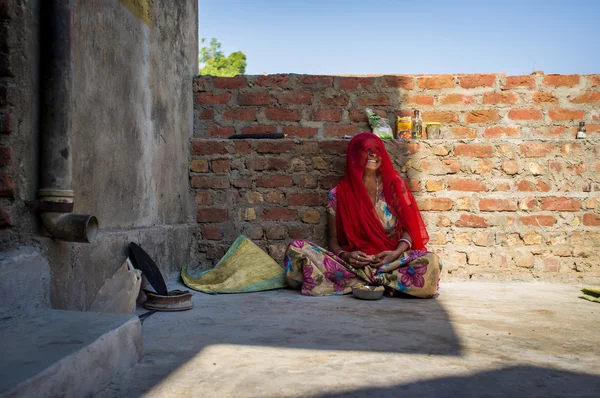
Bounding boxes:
335 132 429 255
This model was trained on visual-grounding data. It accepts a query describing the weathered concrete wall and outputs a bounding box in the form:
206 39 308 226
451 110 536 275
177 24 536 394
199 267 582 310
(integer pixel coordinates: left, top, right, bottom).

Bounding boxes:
1 0 198 310
191 73 600 284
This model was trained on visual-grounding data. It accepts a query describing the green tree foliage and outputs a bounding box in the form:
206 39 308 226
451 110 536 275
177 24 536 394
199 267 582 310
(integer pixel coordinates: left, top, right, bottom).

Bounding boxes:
199 38 247 77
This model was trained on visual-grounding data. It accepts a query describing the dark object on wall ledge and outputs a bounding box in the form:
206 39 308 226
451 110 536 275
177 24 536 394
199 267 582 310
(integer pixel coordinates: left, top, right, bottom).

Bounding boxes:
228 133 285 139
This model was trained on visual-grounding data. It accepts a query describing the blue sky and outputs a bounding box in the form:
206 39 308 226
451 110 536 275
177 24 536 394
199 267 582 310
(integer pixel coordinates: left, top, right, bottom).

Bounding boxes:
199 0 600 75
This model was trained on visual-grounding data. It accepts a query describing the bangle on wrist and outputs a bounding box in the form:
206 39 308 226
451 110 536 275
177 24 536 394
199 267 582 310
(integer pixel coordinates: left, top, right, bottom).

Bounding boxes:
335 249 347 258
398 238 412 251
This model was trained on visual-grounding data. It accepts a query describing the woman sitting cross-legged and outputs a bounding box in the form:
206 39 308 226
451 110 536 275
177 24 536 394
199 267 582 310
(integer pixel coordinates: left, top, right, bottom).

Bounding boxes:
284 132 442 298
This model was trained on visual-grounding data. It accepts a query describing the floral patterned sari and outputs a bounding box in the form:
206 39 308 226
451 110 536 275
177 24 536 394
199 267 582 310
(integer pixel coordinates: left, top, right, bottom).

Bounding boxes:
283 188 442 298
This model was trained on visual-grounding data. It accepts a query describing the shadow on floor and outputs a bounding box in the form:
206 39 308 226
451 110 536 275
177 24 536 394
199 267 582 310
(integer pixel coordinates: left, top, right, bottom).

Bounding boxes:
318 365 600 398
150 288 462 356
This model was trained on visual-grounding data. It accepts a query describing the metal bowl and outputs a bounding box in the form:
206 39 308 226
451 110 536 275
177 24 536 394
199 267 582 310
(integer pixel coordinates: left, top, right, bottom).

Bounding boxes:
352 285 384 300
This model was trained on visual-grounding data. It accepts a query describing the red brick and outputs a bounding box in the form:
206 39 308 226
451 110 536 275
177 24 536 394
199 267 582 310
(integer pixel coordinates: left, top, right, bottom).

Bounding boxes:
484 126 520 138
516 180 534 192
404 95 434 106
543 74 580 87
382 75 414 89
454 144 493 158
265 108 300 122
519 215 557 227
324 125 358 138
231 177 252 189
508 109 543 120
301 75 333 87
533 92 558 104
256 74 289 87
242 125 277 135
256 175 293 188
519 143 555 158
190 159 209 173
494 182 512 192
532 126 566 137
195 192 213 206
540 197 581 211
239 92 272 106
234 141 251 154
199 108 214 120
313 108 342 122
191 141 228 155
422 111 458 123
195 92 231 105
349 108 386 123
288 227 311 240
318 175 343 189
277 91 313 105
223 109 257 121
214 76 247 89
0 174 13 196
0 112 11 134
340 77 374 89
321 141 349 154
442 159 461 173
211 159 230 173
320 94 349 106
439 94 475 105
287 192 323 206
190 175 230 189
256 141 295 154
202 225 223 240
548 109 585 121
503 75 536 89
282 126 318 138
589 75 600 87
207 124 235 137
418 198 453 211
359 94 391 106
0 146 11 167
465 110 500 123
483 92 518 105
407 178 421 192
455 214 488 228
451 127 477 139
197 208 229 223
245 158 267 171
418 75 454 89
583 213 600 226
448 179 487 192
479 198 518 211
262 207 297 221
459 74 497 88
267 158 290 170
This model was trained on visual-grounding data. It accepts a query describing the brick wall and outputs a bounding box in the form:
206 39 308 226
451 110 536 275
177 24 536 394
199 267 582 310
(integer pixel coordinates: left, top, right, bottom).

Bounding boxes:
191 72 600 284
0 0 14 228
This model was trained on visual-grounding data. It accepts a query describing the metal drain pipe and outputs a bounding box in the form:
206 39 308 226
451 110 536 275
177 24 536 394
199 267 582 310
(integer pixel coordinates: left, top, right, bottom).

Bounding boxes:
34 0 98 242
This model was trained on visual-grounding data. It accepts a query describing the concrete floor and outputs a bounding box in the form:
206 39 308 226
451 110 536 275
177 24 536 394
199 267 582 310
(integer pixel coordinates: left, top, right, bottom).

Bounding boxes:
98 282 600 398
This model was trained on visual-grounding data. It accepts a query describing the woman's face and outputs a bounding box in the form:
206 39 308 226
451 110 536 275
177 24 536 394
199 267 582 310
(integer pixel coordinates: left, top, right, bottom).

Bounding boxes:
365 149 382 171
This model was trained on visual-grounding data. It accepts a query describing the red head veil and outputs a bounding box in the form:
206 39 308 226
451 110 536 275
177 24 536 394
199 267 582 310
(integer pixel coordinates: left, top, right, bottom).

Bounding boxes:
335 132 429 254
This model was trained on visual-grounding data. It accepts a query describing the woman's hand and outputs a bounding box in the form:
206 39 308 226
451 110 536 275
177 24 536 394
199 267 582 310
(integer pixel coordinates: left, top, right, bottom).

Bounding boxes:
372 250 402 267
342 251 374 268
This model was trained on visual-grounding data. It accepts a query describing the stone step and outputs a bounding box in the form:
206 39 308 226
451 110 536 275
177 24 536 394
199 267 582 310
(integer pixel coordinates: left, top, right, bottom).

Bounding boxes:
0 309 142 397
